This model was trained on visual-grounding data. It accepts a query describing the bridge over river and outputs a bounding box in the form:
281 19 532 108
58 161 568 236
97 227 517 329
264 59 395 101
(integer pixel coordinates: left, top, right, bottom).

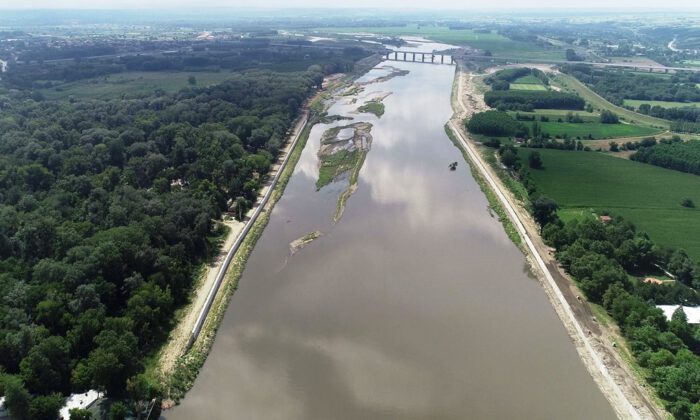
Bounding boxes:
383 50 455 65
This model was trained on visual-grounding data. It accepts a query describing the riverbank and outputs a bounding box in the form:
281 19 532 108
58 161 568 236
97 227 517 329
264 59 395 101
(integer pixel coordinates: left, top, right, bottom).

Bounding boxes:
154 94 320 404
448 65 666 419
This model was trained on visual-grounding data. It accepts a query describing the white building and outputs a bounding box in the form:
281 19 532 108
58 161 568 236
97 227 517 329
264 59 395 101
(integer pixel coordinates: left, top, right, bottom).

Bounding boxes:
656 305 700 324
0 396 10 420
59 390 103 420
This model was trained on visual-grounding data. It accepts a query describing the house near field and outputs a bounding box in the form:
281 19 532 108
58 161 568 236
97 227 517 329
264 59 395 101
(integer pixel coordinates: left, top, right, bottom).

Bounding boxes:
656 305 700 324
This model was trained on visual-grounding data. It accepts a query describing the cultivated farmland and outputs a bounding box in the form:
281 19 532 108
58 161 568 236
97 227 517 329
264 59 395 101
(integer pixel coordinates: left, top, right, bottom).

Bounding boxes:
518 149 700 260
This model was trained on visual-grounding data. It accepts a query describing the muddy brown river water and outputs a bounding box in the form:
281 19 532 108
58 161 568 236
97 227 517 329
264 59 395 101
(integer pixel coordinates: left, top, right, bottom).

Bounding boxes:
167 41 617 420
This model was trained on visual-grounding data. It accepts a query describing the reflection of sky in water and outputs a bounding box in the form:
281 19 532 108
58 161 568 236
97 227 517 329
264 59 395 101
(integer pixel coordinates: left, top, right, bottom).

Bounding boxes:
388 36 457 53
335 127 355 140
168 41 616 420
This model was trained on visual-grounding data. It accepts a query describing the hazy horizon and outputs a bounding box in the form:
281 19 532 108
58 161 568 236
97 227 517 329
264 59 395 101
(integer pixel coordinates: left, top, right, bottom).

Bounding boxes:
1 0 699 11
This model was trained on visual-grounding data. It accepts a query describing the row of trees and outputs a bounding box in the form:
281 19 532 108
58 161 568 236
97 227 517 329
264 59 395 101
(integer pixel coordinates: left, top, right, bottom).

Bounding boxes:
466 110 527 137
484 90 585 111
0 68 321 418
562 64 700 105
5 39 369 89
631 137 700 175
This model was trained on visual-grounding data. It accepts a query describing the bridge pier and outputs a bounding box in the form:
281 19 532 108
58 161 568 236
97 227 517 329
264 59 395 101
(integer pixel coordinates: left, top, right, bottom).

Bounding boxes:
403 52 406 61
431 55 435 63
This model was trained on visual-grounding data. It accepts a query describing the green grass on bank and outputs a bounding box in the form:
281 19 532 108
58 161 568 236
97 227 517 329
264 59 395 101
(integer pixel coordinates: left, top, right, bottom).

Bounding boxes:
316 24 564 60
523 121 660 139
41 71 235 100
517 148 700 260
624 99 700 109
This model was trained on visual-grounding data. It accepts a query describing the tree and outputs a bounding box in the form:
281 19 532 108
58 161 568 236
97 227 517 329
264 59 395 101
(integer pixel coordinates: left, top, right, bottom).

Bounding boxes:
187 75 196 85
670 307 693 346
600 110 620 124
108 402 129 420
70 408 94 420
500 149 519 170
20 335 71 394
609 141 619 152
72 320 140 396
532 196 559 227
29 394 64 420
669 249 695 285
528 151 543 169
127 374 163 420
682 197 695 208
2 375 31 420
125 282 174 348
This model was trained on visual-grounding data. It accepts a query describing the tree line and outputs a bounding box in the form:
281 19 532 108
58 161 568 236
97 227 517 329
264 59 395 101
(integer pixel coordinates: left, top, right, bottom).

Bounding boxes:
562 64 700 104
4 39 369 90
631 138 700 175
484 90 585 111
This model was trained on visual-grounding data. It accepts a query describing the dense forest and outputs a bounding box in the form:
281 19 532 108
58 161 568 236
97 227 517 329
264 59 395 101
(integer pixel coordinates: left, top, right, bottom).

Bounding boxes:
0 68 321 419
631 138 700 175
484 90 585 111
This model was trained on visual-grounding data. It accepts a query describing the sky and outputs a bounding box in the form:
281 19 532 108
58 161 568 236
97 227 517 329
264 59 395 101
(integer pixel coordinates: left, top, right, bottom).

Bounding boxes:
0 0 698 10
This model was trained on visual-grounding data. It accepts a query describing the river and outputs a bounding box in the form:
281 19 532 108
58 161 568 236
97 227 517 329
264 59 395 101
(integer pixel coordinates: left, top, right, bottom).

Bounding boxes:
167 41 616 419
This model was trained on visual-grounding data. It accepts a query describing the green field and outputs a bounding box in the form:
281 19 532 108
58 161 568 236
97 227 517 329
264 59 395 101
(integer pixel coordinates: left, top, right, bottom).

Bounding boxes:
317 24 564 60
510 109 600 123
551 73 671 130
528 109 599 117
624 99 700 109
513 74 544 84
518 149 700 260
41 71 235 100
524 121 660 139
510 83 548 91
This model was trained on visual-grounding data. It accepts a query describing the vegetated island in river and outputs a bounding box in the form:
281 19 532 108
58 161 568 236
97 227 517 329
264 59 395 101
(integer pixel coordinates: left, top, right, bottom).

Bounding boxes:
316 122 373 222
356 92 391 117
357 100 385 117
